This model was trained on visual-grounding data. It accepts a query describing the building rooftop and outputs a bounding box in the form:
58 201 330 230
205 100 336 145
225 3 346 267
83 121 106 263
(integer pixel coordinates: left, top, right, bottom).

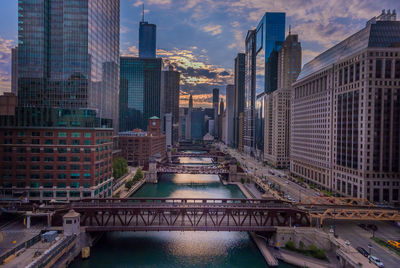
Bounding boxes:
297 16 400 81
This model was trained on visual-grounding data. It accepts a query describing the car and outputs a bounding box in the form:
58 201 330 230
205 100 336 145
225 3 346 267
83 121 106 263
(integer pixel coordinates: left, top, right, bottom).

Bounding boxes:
367 224 378 231
368 255 384 267
387 240 400 249
285 181 289 184
356 247 369 257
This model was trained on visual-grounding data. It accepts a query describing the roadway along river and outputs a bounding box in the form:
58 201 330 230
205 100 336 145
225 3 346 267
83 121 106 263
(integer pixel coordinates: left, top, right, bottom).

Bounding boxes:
70 156 295 268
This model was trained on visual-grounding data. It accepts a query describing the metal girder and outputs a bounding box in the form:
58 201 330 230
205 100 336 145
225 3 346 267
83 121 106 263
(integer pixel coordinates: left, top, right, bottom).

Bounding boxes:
309 208 400 224
72 202 310 231
299 196 375 207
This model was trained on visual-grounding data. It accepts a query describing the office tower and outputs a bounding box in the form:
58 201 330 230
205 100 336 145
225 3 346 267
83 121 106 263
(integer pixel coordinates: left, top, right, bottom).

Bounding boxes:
218 98 224 140
244 30 256 155
161 65 180 145
212 88 219 138
221 109 227 144
139 6 156 58
185 94 193 140
291 10 400 204
17 0 120 131
191 108 207 140
255 12 286 160
0 93 17 116
0 0 120 201
179 107 187 140
265 34 301 168
234 53 245 149
165 113 172 147
11 47 18 95
119 57 162 132
226 84 235 147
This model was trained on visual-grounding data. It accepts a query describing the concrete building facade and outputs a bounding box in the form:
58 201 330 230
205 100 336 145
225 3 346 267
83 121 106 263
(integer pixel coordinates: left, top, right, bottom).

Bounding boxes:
226 84 235 146
264 34 302 168
234 53 246 149
291 11 400 204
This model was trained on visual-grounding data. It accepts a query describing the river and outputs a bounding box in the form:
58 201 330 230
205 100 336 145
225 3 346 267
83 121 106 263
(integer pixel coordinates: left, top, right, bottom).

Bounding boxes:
70 156 295 268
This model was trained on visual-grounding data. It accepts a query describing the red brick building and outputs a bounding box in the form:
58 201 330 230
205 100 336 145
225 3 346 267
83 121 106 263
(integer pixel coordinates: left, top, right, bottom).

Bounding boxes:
0 127 113 201
119 117 166 166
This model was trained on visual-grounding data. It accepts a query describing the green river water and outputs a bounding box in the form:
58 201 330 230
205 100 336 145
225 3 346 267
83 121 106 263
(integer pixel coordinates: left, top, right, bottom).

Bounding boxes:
69 156 295 268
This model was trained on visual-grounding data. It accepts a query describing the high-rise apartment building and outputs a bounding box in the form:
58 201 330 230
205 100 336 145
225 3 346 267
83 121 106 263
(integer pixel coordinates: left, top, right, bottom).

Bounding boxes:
17 0 120 131
119 57 162 132
291 10 400 204
264 34 301 168
226 84 235 146
185 94 193 140
161 66 180 145
11 47 18 95
234 53 246 149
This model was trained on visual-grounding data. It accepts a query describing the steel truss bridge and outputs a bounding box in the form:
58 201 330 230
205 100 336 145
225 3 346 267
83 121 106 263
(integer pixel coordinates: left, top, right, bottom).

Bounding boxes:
70 198 310 232
171 153 225 158
156 164 229 175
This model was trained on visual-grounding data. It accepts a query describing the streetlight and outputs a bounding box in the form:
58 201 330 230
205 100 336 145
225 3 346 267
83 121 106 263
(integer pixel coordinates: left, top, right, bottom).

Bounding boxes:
368 243 373 260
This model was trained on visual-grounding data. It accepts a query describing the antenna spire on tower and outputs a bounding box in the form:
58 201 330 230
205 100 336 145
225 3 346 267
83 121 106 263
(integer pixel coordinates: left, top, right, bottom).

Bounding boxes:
289 25 291 35
142 3 145 22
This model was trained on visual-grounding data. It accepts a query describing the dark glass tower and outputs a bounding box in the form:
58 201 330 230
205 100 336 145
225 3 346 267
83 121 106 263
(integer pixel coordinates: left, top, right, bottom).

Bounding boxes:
212 88 219 137
254 12 285 159
234 53 245 148
119 57 162 132
17 0 120 131
139 22 157 58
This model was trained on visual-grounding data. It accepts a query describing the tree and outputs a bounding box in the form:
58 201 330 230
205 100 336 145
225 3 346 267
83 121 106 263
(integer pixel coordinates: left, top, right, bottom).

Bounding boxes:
133 168 143 181
113 157 128 179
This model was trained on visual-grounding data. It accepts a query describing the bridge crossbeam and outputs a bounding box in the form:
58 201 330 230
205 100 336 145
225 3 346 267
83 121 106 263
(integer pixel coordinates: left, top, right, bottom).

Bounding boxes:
310 208 400 223
72 203 310 231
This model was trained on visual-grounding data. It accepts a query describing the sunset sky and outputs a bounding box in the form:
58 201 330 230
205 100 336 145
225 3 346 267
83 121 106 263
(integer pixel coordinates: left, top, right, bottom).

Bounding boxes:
0 0 399 107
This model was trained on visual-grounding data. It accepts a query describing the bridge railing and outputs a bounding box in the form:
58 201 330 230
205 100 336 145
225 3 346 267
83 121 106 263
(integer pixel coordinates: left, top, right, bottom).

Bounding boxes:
73 197 288 205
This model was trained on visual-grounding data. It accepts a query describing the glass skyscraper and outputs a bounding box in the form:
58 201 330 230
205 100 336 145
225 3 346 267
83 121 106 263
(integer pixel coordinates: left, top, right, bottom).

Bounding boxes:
119 57 162 132
139 21 157 58
17 0 120 131
254 12 285 159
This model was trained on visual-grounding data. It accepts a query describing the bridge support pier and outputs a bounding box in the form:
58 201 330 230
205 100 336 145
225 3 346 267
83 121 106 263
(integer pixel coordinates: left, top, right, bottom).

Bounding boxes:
228 158 238 182
146 157 158 183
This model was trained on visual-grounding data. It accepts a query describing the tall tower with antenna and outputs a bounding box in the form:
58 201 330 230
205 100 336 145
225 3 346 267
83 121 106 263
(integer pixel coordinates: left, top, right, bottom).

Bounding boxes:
139 4 156 58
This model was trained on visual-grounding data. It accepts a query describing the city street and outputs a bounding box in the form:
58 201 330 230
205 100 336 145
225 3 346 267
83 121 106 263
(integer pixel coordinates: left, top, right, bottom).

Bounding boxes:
217 143 319 202
323 220 400 268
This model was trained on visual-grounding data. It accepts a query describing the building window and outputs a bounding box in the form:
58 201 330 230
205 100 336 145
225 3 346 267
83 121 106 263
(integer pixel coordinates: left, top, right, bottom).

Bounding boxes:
58 174 67 179
376 59 382 78
71 132 81 138
84 133 92 138
58 140 67 145
58 132 67 138
45 132 53 137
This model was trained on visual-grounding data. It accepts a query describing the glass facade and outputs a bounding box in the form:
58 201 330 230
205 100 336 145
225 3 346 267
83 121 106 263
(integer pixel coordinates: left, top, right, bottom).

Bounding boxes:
119 57 162 131
139 22 156 58
17 0 120 131
249 12 285 159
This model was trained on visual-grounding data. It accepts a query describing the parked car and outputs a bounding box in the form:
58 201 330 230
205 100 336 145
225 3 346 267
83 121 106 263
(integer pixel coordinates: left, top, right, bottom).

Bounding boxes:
356 247 369 257
368 255 384 267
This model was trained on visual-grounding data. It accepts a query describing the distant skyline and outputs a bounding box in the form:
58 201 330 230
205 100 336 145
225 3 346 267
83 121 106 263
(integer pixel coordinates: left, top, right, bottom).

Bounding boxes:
0 0 399 107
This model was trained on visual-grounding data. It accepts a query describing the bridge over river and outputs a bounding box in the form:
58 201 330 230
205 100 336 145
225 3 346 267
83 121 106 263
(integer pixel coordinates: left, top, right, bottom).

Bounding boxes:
69 198 310 232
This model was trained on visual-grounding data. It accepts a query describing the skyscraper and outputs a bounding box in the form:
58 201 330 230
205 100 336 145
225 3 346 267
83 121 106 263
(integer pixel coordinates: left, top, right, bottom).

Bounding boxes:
212 88 219 137
11 47 18 95
234 53 245 149
254 12 286 160
226 85 235 147
244 30 256 155
161 66 180 145
119 57 162 132
17 0 120 131
264 34 301 168
139 7 156 58
291 10 400 204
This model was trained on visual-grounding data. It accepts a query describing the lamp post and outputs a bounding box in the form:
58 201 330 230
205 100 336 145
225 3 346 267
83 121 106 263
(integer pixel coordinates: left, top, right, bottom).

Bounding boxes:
368 243 372 261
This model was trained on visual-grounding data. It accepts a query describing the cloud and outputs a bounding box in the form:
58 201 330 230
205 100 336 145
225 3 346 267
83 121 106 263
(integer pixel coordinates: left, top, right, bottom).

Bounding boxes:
202 24 222 36
134 0 172 7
